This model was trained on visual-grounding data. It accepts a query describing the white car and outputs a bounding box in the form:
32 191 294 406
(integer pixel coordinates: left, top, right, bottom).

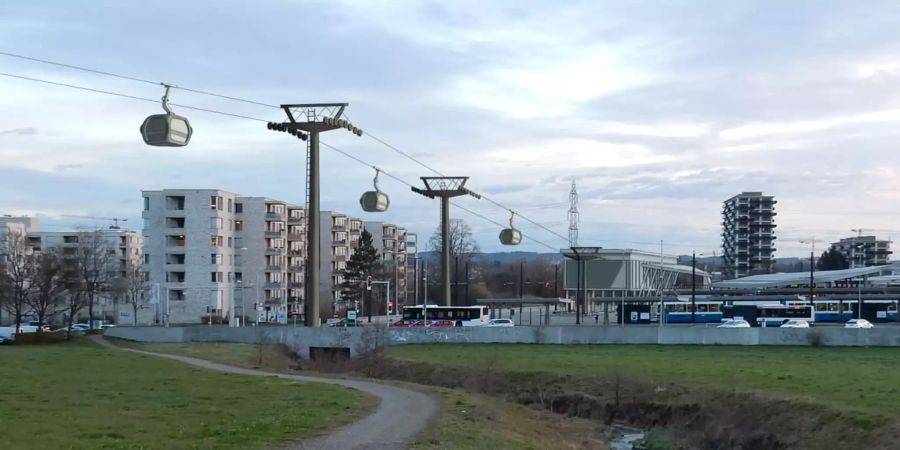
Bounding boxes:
780 319 810 328
717 319 751 328
845 319 874 329
485 319 515 327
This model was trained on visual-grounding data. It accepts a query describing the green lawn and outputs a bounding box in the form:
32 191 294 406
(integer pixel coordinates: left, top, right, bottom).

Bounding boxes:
388 344 900 418
0 340 373 449
109 341 607 449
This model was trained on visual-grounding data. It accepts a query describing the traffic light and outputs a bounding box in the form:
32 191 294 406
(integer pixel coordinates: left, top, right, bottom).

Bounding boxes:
366 276 373 291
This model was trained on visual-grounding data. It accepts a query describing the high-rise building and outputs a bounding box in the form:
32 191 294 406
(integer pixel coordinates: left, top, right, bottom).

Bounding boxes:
721 192 777 278
830 236 892 268
142 189 410 324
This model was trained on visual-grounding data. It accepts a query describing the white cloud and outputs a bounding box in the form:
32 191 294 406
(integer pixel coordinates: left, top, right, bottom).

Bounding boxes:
718 109 900 140
485 138 675 169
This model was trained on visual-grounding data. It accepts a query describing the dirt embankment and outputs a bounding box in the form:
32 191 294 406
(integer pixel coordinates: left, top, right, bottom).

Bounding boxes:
350 355 898 450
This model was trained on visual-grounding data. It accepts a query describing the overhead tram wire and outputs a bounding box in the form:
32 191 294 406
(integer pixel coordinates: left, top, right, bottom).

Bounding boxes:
0 68 561 251
0 50 584 246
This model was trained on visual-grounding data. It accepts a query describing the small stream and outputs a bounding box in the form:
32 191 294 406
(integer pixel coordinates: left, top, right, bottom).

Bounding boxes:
609 425 646 450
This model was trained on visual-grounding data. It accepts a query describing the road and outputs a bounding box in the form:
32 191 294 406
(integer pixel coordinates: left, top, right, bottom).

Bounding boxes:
93 336 438 449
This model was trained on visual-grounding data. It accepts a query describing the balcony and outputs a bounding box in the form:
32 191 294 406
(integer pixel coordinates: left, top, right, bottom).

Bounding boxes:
265 248 283 255
265 212 284 220
333 254 348 262
332 238 347 245
332 223 348 231
288 265 304 272
288 282 303 289
287 233 304 240
264 282 283 289
288 216 305 224
265 230 286 238
265 264 284 271
288 250 304 257
166 246 186 254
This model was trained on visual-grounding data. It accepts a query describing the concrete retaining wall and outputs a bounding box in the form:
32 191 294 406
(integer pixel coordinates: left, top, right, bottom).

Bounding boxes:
105 325 900 359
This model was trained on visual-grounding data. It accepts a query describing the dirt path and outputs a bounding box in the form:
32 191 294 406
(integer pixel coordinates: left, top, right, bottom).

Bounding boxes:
93 337 438 449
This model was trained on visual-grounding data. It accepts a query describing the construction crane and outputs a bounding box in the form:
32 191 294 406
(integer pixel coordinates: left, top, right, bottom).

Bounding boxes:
61 215 128 230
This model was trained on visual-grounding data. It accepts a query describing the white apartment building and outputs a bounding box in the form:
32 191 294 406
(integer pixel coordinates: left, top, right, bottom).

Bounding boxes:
142 190 409 324
830 236 892 268
0 216 142 325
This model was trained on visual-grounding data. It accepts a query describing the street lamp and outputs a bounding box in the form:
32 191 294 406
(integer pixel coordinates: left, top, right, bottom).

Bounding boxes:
561 247 603 325
798 238 816 305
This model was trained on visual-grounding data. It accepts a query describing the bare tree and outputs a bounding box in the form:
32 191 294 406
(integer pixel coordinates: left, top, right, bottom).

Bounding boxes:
111 257 146 326
62 283 87 339
429 219 480 265
73 230 115 330
2 229 34 334
26 249 67 331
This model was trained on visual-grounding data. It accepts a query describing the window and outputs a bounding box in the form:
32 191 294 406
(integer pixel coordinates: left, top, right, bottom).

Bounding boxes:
144 254 150 264
235 202 243 213
210 253 223 265
211 217 224 229
211 272 223 283
228 237 233 248
227 198 233 212
234 220 243 232
210 196 218 210
235 272 243 282
210 235 223 247
143 196 150 211
143 272 150 282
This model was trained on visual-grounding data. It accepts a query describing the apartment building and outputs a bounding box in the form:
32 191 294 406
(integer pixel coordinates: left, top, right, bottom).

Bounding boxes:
721 192 777 279
142 189 409 324
364 221 408 307
0 216 142 325
830 236 892 268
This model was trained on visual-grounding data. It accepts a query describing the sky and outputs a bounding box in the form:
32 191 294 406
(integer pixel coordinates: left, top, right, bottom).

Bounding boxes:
2 1 900 257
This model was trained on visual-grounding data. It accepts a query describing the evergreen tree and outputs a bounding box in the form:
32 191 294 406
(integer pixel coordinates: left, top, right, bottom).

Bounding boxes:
340 229 379 309
817 248 849 271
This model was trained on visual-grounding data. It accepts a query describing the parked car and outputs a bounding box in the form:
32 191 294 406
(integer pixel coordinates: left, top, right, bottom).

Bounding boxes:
0 327 15 343
328 319 362 327
844 319 874 329
717 319 751 328
780 319 811 328
100 324 117 330
485 319 515 327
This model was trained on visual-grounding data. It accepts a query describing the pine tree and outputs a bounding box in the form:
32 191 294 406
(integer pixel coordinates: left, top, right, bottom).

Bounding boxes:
817 248 849 271
340 229 379 309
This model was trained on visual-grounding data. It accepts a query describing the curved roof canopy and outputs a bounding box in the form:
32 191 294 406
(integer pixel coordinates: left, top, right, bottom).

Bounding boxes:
713 265 891 289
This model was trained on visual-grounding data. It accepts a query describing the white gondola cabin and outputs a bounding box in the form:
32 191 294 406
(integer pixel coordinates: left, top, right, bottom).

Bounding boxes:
140 83 192 147
499 212 522 245
360 168 390 212
141 113 192 147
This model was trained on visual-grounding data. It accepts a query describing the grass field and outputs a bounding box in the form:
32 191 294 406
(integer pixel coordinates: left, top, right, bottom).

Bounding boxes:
0 340 373 449
112 341 608 449
388 344 900 419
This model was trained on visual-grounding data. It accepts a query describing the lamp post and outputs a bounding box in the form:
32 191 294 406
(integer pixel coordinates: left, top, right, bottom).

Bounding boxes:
690 252 716 324
562 247 603 325
411 177 481 306
799 238 816 305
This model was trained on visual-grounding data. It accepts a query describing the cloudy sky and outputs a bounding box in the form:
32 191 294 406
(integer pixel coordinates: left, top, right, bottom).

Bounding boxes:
2 1 900 257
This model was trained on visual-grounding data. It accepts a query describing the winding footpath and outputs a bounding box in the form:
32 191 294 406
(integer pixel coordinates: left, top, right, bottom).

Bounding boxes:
92 336 438 450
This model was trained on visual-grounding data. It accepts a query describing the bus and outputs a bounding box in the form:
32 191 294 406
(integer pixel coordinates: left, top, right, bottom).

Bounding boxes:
393 305 491 327
723 303 814 327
